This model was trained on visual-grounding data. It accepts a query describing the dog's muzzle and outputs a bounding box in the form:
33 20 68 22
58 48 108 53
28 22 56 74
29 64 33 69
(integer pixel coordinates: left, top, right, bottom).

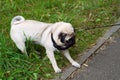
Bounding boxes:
64 36 75 46
51 33 75 50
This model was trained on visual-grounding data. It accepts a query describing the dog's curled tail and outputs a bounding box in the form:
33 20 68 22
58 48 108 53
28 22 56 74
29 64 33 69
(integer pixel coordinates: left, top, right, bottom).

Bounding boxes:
11 16 25 25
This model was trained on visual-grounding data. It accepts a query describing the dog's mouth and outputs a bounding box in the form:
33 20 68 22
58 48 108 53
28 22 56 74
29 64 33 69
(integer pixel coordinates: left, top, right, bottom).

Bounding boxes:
51 33 75 50
64 36 75 46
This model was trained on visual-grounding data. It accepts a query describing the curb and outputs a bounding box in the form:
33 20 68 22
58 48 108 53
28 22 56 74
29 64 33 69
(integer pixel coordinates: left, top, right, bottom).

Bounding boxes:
53 21 120 80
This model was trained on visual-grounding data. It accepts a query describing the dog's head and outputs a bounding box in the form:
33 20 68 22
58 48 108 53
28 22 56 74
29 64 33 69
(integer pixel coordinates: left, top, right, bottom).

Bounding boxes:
51 22 75 50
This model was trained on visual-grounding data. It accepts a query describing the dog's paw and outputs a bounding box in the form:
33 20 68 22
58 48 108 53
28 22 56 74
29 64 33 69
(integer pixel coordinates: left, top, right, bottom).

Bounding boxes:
55 68 62 73
72 61 81 68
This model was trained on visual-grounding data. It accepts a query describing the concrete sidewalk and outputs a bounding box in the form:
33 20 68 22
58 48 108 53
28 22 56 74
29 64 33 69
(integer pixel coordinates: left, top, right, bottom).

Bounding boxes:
67 29 120 80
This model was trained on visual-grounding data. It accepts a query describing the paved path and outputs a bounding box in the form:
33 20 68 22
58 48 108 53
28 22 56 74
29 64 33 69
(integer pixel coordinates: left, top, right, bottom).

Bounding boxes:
67 30 120 80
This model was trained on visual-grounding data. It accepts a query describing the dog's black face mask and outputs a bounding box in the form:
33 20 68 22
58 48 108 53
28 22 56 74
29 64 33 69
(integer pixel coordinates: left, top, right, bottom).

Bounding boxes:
51 33 75 50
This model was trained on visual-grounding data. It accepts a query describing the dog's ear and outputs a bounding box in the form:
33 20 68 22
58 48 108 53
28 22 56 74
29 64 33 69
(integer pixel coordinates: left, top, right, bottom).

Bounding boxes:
59 32 67 43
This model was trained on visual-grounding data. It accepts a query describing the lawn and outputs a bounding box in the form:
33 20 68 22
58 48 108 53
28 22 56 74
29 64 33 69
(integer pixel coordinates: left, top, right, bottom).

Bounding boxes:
0 0 120 79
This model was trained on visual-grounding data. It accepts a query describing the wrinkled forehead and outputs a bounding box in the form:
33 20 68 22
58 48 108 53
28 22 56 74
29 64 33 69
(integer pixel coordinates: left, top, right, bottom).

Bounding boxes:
60 32 75 37
63 26 74 33
62 28 75 35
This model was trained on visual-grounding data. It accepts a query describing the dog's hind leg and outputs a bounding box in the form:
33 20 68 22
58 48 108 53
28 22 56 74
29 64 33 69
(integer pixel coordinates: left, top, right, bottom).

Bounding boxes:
15 42 27 55
11 34 27 56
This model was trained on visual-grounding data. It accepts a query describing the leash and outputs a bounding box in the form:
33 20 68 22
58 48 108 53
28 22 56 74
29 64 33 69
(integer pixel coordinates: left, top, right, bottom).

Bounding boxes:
75 23 120 31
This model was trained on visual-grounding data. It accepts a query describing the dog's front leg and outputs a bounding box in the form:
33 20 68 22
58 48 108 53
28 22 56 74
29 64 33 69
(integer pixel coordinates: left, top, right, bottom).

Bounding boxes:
62 50 81 68
46 50 61 73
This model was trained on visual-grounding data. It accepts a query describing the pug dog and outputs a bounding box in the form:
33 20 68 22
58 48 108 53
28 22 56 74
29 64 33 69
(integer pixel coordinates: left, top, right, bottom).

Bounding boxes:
10 16 80 73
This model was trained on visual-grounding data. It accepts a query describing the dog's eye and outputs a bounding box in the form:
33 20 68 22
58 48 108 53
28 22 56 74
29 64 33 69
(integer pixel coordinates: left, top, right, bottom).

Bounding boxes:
59 33 67 43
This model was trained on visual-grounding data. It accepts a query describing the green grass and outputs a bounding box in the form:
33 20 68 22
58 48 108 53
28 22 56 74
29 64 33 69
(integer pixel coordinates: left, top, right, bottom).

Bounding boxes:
0 0 120 79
